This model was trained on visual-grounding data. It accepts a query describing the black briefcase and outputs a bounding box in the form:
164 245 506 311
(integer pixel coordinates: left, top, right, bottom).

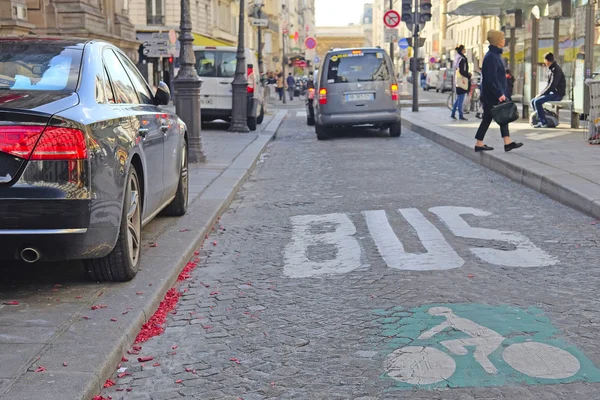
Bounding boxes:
492 101 519 125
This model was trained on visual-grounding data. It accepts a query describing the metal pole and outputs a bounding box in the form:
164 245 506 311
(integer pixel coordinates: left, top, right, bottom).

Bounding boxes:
257 7 264 76
389 0 394 65
412 0 419 112
173 0 205 162
230 0 249 132
282 32 287 104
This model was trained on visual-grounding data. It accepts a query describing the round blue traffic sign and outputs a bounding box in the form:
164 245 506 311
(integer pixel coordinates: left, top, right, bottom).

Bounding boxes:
398 38 409 50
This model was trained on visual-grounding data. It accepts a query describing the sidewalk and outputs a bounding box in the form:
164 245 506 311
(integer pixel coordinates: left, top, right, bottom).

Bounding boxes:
0 110 287 400
401 107 600 219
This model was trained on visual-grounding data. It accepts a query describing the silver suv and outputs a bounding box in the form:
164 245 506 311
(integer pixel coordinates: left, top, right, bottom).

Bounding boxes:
314 48 401 140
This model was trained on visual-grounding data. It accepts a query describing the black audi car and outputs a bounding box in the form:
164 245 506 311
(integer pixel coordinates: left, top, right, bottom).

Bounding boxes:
0 37 188 281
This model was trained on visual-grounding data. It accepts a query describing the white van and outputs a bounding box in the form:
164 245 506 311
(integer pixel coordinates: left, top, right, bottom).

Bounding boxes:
193 46 265 130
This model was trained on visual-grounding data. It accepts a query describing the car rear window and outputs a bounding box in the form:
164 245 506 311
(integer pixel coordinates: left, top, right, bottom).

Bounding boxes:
195 51 237 78
0 43 82 92
326 51 390 83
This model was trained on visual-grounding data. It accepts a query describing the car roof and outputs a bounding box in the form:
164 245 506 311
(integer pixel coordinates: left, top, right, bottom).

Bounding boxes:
193 46 239 51
0 36 93 48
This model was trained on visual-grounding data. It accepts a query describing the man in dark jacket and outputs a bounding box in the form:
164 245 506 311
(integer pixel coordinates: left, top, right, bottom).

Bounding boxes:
531 53 566 128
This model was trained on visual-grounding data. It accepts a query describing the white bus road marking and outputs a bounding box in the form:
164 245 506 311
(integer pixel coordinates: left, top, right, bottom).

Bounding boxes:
283 213 364 278
430 206 558 268
364 209 464 271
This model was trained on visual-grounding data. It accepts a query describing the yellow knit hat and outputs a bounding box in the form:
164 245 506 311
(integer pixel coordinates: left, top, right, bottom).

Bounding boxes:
487 29 505 47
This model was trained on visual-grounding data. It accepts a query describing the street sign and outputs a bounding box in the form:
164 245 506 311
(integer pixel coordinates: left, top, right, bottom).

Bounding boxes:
305 37 317 50
143 31 177 58
384 28 398 43
398 37 409 49
384 9 401 28
251 18 269 27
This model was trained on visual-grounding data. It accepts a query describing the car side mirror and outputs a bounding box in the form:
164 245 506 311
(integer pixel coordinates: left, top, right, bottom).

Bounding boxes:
154 81 171 106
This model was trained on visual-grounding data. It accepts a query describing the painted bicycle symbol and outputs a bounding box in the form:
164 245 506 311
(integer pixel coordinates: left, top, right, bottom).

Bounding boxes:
384 306 582 385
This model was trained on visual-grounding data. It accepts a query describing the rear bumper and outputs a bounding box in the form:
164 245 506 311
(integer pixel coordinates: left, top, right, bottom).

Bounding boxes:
0 199 117 261
317 109 401 127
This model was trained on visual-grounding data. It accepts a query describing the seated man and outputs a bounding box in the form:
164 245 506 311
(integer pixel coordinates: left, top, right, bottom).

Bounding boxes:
531 52 566 128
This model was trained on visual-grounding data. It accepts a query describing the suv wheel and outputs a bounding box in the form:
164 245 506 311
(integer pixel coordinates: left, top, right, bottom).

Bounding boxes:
316 124 329 140
390 122 401 137
84 167 142 282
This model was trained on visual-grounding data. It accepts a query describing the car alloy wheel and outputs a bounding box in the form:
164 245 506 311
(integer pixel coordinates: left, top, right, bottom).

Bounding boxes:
126 172 141 267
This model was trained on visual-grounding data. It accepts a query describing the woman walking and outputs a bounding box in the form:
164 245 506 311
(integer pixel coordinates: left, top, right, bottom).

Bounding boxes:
451 45 471 121
276 72 284 101
474 30 523 152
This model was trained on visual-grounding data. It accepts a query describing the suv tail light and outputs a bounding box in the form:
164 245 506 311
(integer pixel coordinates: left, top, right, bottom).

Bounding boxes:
247 84 254 94
0 125 87 160
319 88 327 105
391 84 399 101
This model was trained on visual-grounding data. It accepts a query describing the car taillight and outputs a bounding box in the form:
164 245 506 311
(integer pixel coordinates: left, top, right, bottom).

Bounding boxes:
391 84 399 101
0 125 87 160
319 88 327 105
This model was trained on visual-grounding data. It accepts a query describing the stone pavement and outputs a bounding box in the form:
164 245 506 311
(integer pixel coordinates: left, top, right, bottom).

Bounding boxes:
0 110 286 400
401 107 600 220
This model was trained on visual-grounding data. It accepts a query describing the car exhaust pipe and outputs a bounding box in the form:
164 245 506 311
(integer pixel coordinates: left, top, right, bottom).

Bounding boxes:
21 248 41 264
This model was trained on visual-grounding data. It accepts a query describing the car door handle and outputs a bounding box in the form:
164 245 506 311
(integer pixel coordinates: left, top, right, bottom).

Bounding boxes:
138 128 149 137
219 81 230 84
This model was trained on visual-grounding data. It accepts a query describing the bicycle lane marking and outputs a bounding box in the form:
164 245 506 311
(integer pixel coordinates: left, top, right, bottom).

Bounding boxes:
374 304 600 389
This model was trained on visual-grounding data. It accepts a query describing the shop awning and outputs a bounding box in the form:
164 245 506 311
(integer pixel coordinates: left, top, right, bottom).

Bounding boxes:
192 33 234 47
447 0 546 16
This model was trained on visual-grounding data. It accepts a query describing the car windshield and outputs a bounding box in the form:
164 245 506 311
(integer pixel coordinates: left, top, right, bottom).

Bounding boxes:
326 51 390 83
0 43 82 92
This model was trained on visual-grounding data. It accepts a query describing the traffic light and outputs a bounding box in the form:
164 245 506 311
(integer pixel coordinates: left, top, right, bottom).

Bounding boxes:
407 37 426 48
402 0 414 32
409 57 425 72
419 0 432 24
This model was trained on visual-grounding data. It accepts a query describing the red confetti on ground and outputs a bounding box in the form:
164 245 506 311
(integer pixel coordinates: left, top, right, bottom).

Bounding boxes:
110 318 118 322
92 396 112 400
168 351 177 355
270 382 275 386
117 372 131 378
177 260 199 281
127 349 139 355
122 311 129 315
3 301 19 305
126 388 132 392
103 379 115 388
467 274 475 278
152 363 161 367
63 362 68 367
75 296 82 299
121 357 129 362
134 288 181 343
195 251 200 255
91 304 108 310
82 316 91 320
98 291 104 297
150 243 158 247
149 283 153 286
133 345 142 351
212 241 217 246
34 366 46 372
172 345 178 349
229 358 241 364
179 228 190 232
203 325 213 329
116 388 124 391
136 292 143 295
138 356 153 362
210 291 219 296
175 379 183 384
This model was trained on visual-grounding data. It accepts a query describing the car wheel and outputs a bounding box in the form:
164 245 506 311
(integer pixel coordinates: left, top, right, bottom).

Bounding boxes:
390 122 401 137
257 106 265 125
247 116 257 131
162 140 188 217
307 116 315 126
84 167 142 282
316 124 329 140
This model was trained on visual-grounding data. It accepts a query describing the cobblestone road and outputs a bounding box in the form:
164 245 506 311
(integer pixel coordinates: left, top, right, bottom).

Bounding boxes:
100 106 600 399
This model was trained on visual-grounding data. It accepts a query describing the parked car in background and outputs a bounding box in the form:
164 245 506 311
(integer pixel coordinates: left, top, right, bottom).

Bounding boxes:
437 68 454 93
314 47 401 139
425 70 440 91
0 37 188 281
193 46 265 131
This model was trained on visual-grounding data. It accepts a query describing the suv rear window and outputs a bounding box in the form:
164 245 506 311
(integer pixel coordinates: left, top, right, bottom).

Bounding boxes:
195 51 237 78
326 51 390 83
0 43 82 92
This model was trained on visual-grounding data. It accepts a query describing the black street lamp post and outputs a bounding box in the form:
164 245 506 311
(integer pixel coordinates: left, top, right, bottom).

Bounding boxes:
229 0 250 132
174 0 206 162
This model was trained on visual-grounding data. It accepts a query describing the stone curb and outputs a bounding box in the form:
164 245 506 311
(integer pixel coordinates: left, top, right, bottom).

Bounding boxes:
1 110 287 400
401 117 600 220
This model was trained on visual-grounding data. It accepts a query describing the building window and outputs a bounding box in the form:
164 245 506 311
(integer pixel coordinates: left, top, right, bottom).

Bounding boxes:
146 0 164 25
11 3 27 20
217 1 232 32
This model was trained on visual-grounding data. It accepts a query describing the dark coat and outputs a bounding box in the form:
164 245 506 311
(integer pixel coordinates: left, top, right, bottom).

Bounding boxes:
541 62 566 97
455 54 472 95
480 45 507 107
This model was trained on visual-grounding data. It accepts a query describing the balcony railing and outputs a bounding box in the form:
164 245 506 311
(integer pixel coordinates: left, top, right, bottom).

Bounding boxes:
146 15 165 25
